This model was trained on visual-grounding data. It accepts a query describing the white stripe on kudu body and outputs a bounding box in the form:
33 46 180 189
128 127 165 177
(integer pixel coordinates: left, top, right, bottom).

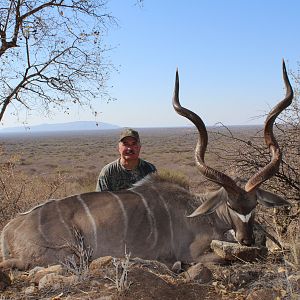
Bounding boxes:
107 191 129 238
150 184 175 253
77 195 98 251
55 201 72 236
38 203 54 244
130 189 158 248
1 223 11 259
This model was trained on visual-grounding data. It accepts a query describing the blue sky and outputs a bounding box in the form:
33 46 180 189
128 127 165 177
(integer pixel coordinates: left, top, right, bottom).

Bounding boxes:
2 0 300 128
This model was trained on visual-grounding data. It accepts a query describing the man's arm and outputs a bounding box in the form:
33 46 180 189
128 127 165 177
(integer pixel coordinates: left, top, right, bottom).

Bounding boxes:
96 171 111 192
141 159 157 174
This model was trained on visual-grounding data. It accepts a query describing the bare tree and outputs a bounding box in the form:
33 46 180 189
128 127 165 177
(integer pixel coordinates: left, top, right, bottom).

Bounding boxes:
0 0 117 124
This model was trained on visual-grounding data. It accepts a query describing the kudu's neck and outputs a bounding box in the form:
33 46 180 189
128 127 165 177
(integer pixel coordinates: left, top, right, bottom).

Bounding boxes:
215 201 233 230
193 188 233 231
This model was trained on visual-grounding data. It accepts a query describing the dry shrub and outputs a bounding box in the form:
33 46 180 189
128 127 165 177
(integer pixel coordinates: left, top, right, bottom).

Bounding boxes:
0 145 99 231
105 250 132 294
48 171 99 197
70 171 99 193
61 227 93 280
0 149 69 230
286 219 300 268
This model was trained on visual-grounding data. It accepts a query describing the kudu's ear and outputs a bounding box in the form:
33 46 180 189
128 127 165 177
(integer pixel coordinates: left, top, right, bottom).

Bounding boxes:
188 189 225 217
256 189 290 207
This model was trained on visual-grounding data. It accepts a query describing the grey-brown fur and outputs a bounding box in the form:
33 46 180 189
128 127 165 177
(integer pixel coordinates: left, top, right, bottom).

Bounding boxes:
0 175 199 269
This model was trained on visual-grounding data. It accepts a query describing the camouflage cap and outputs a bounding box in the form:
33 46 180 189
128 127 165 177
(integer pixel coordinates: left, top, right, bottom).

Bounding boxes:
119 128 140 142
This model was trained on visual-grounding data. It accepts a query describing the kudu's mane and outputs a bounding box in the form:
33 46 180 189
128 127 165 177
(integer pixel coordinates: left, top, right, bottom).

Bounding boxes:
132 173 189 191
132 173 209 213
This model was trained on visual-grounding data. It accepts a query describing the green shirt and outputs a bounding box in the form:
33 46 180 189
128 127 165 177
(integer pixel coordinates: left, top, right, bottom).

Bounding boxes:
96 158 156 192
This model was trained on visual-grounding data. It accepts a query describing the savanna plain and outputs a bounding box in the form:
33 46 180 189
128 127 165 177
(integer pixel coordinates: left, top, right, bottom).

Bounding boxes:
0 127 299 299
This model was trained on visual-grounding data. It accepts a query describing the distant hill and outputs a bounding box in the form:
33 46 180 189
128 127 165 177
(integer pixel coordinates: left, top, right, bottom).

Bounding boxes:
1 121 120 133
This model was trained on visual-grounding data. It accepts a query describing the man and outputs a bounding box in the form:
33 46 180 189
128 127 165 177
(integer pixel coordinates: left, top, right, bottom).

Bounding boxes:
96 128 156 191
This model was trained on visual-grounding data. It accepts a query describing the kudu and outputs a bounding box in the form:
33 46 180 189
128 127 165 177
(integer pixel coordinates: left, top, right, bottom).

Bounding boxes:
0 61 293 270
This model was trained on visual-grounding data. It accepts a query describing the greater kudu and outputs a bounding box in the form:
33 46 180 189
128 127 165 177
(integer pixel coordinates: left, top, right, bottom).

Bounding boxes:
0 61 293 270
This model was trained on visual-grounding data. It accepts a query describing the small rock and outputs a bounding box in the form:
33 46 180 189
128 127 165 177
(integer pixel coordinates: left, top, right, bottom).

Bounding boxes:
0 270 11 291
246 288 280 300
28 266 44 277
24 285 36 295
30 264 63 284
288 273 300 290
38 273 76 290
183 263 213 283
211 240 268 262
43 264 63 274
229 271 259 289
131 258 174 276
89 256 113 273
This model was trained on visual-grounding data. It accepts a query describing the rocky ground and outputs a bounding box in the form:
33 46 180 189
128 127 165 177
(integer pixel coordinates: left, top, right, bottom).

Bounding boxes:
1 249 299 300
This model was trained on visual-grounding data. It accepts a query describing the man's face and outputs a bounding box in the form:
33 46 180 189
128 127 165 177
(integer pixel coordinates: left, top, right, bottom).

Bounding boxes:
118 137 141 161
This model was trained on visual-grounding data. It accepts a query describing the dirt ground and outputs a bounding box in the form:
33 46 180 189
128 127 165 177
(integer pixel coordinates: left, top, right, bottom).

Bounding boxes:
0 127 299 299
0 253 299 299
